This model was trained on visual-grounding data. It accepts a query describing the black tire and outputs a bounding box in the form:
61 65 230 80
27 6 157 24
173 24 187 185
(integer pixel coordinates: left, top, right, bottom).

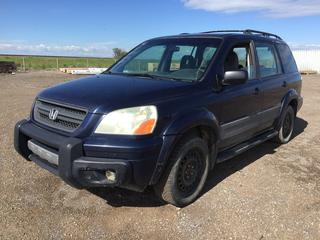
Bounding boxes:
274 105 295 144
154 137 210 207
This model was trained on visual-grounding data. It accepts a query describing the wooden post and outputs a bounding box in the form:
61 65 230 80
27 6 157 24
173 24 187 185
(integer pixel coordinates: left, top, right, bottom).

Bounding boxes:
22 57 25 72
56 58 59 70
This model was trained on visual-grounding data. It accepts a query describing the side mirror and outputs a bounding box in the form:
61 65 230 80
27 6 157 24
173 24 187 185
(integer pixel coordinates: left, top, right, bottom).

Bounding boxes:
222 70 248 86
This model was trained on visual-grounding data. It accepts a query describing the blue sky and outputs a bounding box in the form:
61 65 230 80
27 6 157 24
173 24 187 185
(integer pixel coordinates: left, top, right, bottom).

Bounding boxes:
1 0 320 57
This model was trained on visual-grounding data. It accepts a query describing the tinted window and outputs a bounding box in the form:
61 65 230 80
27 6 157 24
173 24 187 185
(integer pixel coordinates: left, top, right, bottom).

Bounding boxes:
256 43 281 78
276 44 298 73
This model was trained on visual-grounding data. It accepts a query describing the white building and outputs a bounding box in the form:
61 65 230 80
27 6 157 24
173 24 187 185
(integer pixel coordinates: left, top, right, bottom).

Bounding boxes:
292 49 320 73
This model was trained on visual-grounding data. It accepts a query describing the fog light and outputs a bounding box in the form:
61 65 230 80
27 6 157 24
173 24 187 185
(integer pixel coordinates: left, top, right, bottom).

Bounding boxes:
105 170 116 182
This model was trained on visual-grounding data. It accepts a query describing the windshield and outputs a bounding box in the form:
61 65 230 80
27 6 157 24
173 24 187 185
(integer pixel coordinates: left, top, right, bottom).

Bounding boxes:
107 38 221 82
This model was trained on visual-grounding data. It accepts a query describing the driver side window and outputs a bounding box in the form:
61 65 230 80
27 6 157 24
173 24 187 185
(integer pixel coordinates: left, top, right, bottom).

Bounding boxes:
224 44 256 80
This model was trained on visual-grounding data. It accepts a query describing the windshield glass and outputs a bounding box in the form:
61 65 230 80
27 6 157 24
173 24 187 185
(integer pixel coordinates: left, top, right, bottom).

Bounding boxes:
107 38 221 82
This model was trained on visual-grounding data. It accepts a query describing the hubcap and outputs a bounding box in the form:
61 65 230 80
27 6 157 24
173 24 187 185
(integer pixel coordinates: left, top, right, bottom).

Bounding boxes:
177 148 205 196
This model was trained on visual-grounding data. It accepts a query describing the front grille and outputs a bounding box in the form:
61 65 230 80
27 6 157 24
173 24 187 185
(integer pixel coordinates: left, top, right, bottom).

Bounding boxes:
33 99 87 132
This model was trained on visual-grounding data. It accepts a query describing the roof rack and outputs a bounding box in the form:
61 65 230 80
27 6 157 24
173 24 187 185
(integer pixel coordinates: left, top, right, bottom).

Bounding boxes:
199 29 283 40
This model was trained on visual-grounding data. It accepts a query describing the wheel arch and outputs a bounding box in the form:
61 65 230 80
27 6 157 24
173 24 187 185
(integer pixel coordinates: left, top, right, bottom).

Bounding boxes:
149 108 220 185
275 89 299 130
162 107 221 139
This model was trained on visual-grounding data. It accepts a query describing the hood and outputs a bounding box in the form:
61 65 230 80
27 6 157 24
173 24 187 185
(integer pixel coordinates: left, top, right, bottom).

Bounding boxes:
38 74 194 113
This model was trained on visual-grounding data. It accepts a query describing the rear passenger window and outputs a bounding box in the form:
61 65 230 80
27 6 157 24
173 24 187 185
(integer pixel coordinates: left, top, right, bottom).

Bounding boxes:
255 43 281 78
276 44 298 73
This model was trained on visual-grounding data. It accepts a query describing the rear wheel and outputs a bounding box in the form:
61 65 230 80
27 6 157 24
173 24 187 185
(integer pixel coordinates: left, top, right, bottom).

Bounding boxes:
274 105 295 144
154 137 210 207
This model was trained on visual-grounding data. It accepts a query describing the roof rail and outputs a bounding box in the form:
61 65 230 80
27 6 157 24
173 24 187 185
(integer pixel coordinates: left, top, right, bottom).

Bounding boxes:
200 29 283 40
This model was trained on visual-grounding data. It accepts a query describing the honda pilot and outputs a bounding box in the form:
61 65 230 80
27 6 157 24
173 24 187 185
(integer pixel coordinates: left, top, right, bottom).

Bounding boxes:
14 30 303 207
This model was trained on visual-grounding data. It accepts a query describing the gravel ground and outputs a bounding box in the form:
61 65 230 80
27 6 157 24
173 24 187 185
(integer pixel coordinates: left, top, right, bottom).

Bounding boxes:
0 71 319 240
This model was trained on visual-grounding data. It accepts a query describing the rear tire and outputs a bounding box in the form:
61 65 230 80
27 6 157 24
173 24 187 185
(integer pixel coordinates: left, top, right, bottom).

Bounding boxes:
154 137 210 207
274 105 295 144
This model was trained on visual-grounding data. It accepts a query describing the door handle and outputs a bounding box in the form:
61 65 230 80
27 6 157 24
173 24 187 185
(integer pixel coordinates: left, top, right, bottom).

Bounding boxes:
253 87 260 95
282 81 287 87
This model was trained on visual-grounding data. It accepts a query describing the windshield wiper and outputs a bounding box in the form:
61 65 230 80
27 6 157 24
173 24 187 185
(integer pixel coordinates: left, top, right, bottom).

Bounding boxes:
124 73 158 79
156 75 196 83
104 71 157 79
103 71 195 83
128 73 187 82
102 70 114 74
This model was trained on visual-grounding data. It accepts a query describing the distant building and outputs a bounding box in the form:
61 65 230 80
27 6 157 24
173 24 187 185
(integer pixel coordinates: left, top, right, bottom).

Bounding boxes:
291 47 320 73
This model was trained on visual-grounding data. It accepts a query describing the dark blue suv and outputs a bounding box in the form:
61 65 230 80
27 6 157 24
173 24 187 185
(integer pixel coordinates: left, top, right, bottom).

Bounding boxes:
14 30 303 207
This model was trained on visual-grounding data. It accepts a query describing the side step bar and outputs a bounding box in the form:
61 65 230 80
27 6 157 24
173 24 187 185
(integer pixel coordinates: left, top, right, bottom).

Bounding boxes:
216 130 278 163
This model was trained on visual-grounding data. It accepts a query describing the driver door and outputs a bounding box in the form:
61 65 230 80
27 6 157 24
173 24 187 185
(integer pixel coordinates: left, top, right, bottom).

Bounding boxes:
216 41 263 149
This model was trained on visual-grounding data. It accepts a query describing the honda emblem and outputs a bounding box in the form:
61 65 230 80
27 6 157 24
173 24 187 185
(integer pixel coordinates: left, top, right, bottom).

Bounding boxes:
48 108 59 121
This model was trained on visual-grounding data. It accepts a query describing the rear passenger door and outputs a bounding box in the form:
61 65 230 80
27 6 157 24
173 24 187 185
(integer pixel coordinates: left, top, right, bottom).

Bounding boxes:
254 42 287 131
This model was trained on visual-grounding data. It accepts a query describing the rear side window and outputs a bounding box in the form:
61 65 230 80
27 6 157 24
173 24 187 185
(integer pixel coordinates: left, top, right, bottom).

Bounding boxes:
255 43 281 78
276 44 298 73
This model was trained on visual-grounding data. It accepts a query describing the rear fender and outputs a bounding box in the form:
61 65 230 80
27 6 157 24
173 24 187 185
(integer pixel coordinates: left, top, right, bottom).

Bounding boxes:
275 89 299 130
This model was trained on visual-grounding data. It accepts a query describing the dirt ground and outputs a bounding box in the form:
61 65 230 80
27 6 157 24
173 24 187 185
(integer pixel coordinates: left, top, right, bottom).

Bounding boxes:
0 71 319 240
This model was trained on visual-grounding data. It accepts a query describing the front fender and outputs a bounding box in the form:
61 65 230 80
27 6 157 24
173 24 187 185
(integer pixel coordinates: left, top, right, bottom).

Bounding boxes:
163 107 220 139
164 107 220 166
149 107 220 185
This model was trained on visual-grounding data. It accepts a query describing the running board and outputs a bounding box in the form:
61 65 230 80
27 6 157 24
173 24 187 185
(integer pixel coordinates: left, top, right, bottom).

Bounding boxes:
216 130 278 163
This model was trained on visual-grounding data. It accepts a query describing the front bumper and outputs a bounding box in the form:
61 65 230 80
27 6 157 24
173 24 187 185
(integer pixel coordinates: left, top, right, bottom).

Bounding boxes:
14 119 163 191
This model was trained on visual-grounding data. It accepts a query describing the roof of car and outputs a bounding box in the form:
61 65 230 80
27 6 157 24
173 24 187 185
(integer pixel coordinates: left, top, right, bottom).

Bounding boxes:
152 29 286 44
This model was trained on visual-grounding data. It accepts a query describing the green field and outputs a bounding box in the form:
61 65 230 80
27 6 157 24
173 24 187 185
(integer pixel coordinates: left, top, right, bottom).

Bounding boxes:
0 55 116 71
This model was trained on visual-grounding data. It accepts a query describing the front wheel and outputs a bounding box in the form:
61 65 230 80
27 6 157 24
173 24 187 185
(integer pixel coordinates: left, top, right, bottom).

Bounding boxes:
274 105 295 144
154 137 210 207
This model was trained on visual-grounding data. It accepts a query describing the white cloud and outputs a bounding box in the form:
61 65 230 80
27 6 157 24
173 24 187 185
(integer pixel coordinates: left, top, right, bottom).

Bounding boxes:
182 0 320 17
0 41 118 57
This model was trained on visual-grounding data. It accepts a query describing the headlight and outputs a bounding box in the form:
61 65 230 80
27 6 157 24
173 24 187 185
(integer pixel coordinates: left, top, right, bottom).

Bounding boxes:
95 106 158 135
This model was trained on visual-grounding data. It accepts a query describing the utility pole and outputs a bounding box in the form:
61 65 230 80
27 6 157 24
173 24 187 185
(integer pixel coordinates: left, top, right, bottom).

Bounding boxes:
56 58 59 70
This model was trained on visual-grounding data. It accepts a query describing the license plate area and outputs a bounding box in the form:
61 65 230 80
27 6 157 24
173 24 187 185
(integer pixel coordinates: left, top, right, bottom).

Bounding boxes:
27 140 59 166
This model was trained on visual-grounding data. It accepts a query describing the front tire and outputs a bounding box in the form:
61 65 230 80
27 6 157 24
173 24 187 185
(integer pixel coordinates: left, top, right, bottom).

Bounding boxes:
154 137 210 207
274 105 295 144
